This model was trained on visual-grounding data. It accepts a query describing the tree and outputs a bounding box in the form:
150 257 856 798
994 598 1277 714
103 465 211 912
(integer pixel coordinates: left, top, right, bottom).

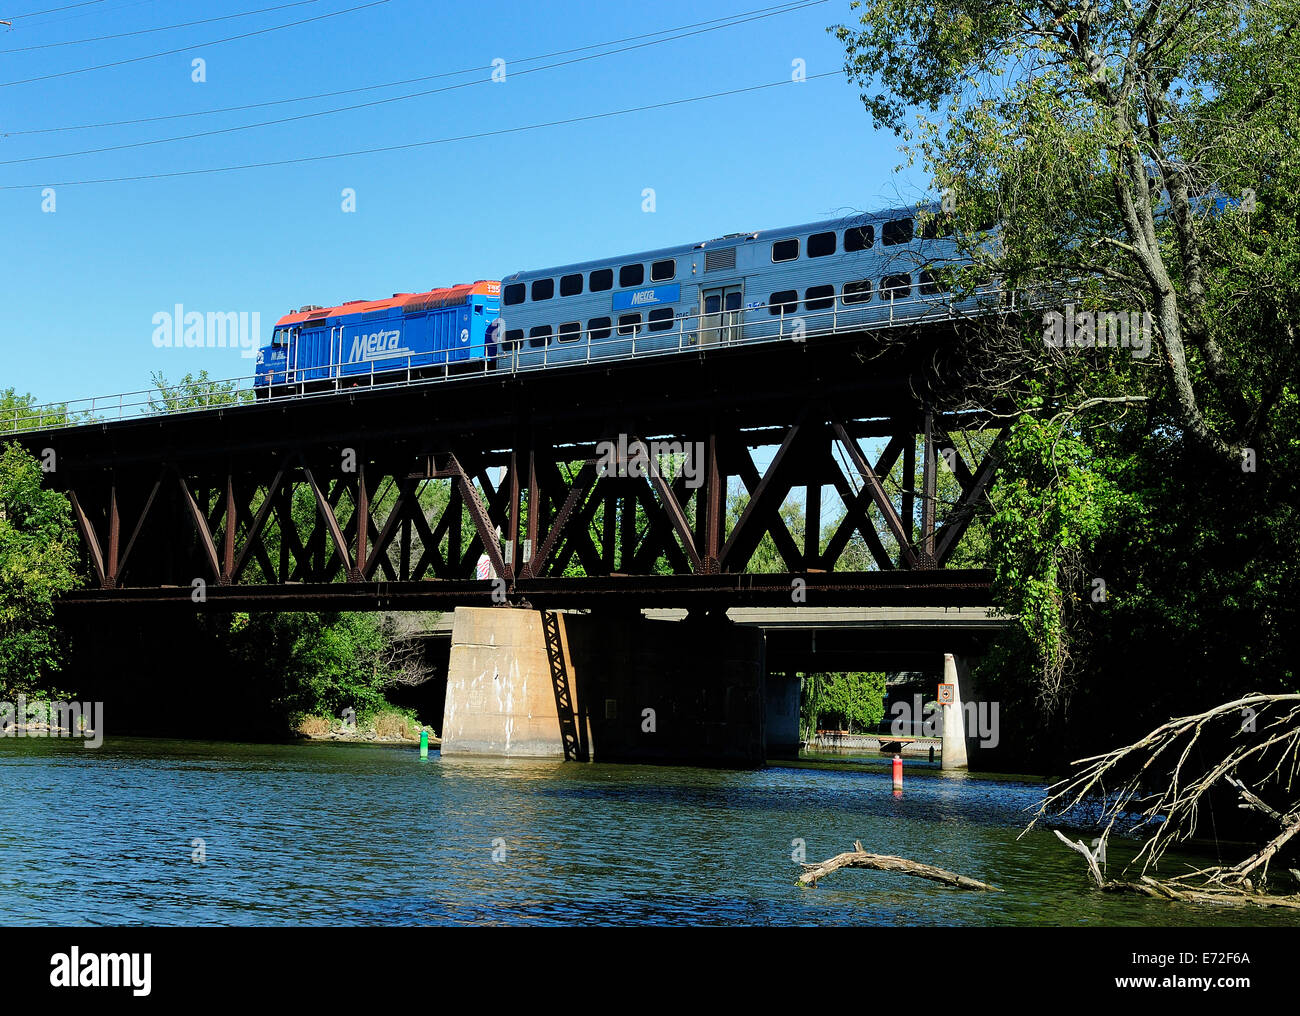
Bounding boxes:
0 387 82 435
833 0 1300 466
148 370 253 413
0 442 82 695
801 671 888 737
833 1 1300 733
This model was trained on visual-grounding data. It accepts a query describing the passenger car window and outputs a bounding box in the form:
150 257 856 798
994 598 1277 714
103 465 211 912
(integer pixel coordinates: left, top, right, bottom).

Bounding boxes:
648 307 674 331
844 226 874 252
841 280 872 304
805 285 834 311
882 219 914 246
768 290 798 315
807 232 836 258
881 274 912 299
771 239 799 262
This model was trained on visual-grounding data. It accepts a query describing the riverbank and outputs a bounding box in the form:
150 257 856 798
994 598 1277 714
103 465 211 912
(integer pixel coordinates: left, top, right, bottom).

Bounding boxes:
294 711 440 746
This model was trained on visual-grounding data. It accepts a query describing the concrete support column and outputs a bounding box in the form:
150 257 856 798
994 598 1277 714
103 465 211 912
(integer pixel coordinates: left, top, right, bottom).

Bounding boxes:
764 671 802 760
940 652 968 770
441 606 767 766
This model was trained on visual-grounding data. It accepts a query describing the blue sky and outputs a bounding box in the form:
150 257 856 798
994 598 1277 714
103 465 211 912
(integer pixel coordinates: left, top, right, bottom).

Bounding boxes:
1 0 933 404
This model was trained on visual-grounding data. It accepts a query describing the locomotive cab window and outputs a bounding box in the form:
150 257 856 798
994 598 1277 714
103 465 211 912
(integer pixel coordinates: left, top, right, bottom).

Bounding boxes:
619 263 645 287
651 259 676 282
617 313 641 336
648 306 674 331
589 268 613 292
805 285 834 311
528 325 552 347
883 218 915 245
558 321 582 342
503 283 526 306
560 273 584 297
807 232 836 258
844 225 874 252
771 238 799 262
768 290 798 315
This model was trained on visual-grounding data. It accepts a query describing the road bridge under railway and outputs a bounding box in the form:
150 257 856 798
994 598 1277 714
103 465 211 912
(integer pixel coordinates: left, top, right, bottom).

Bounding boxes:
412 605 1006 764
19 322 1009 766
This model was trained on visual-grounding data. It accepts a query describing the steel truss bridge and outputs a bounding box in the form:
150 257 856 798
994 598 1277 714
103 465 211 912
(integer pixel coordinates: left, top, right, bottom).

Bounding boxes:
12 309 1008 613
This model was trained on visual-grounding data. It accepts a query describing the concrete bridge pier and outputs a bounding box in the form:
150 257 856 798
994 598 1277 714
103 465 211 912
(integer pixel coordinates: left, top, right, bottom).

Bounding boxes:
764 671 802 760
940 652 969 769
939 652 994 770
440 606 767 766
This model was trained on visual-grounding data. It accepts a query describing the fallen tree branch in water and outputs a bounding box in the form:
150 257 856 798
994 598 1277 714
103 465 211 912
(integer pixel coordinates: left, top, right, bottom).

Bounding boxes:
798 840 1001 891
1051 829 1300 910
1025 694 1300 900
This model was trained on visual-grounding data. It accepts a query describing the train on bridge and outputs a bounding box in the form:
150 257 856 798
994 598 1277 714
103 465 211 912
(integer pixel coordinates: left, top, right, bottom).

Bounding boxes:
253 203 985 396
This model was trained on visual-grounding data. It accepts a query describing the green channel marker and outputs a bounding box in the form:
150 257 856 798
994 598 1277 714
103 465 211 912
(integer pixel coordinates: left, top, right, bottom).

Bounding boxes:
420 729 428 759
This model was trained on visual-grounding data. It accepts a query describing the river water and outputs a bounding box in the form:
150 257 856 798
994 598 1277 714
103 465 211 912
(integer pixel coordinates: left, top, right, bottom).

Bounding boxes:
3 737 1296 927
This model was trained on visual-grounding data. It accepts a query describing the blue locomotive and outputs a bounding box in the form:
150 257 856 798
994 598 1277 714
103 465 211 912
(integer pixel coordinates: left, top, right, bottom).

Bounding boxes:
255 280 501 395
254 204 988 393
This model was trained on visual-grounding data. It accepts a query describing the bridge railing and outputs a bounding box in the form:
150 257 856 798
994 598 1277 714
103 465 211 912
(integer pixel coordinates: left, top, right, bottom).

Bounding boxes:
5 280 1036 436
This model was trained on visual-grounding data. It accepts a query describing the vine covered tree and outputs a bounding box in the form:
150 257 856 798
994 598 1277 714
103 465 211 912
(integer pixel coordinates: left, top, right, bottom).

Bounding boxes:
0 442 82 696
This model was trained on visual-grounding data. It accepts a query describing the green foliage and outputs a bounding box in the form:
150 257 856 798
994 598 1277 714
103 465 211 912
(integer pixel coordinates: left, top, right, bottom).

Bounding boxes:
987 414 1139 702
800 671 888 736
148 370 253 413
0 387 83 434
833 1 1300 752
218 611 410 721
0 442 82 695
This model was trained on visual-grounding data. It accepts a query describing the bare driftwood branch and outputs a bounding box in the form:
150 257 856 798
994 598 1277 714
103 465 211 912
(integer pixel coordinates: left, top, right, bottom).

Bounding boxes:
799 841 1001 892
1053 829 1105 887
1037 695 1300 908
1026 694 1300 890
1050 832 1300 911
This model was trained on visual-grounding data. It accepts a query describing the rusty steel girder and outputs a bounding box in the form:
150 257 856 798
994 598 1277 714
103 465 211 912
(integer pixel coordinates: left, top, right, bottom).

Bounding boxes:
19 331 1005 609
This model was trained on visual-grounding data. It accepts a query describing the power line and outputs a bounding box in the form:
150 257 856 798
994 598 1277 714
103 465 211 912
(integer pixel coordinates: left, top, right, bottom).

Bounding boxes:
0 0 103 18
0 0 395 86
1 0 326 51
21 0 155 29
1 71 839 189
0 1 825 165
6 0 823 135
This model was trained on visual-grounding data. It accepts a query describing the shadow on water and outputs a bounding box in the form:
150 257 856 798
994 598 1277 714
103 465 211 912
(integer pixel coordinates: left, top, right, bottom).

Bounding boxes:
1 736 1295 927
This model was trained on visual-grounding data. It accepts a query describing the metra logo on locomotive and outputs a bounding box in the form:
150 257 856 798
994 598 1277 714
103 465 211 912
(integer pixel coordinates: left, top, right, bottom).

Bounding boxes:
349 329 407 362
